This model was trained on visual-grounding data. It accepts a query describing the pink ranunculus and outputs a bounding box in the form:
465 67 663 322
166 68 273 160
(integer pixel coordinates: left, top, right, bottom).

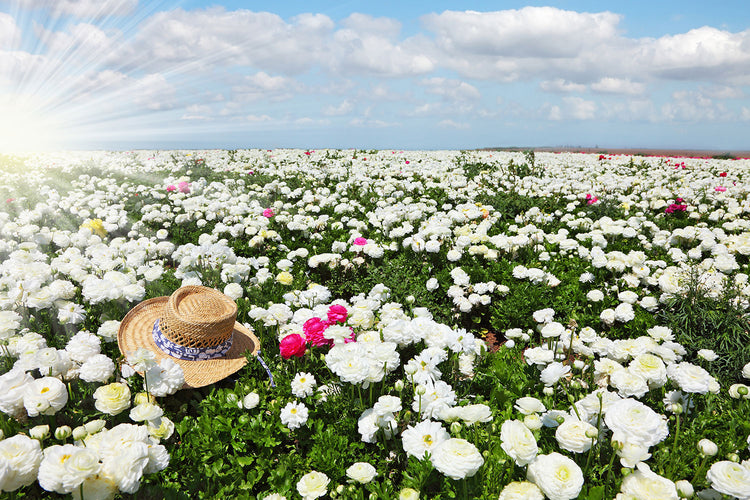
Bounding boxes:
178 181 190 193
327 304 348 324
715 186 727 192
262 208 275 218
279 333 306 359
587 196 599 205
303 317 332 347
166 185 177 192
353 237 367 246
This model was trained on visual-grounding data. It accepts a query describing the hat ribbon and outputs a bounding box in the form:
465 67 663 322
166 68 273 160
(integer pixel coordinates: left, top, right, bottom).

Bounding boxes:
152 319 233 361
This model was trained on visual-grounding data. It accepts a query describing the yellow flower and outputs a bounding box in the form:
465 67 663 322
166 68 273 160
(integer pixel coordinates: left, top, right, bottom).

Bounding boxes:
81 219 107 238
276 271 294 286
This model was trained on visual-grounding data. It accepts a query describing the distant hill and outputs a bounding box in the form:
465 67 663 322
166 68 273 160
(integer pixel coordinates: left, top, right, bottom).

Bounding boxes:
482 146 750 159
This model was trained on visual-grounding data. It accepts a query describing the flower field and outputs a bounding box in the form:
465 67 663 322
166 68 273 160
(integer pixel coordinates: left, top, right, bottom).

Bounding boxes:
1 148 750 499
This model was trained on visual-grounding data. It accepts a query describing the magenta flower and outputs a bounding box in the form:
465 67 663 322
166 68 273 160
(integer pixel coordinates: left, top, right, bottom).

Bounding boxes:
279 334 306 359
262 208 275 218
178 181 190 193
715 186 727 192
303 317 332 347
327 304 348 324
353 237 367 246
166 185 176 192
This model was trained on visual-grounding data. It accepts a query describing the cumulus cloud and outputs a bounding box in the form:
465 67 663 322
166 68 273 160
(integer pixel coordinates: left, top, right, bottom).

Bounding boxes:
0 13 21 49
421 77 480 101
324 99 355 116
539 79 587 93
590 77 645 95
438 119 470 129
564 97 598 120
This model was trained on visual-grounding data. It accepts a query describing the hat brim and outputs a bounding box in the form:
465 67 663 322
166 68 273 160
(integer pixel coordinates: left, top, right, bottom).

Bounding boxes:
118 296 259 389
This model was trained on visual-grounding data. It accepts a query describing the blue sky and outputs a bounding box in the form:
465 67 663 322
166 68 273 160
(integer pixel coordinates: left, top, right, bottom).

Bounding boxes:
1 0 749 151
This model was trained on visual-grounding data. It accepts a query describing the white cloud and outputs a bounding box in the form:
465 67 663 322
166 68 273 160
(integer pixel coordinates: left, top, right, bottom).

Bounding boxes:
0 13 21 49
421 77 480 101
660 90 732 122
324 99 354 116
563 97 597 120
438 119 469 129
340 13 401 39
539 79 586 93
590 77 645 95
231 72 301 102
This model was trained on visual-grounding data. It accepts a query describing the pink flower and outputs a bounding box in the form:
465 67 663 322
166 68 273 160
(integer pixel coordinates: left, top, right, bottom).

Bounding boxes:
587 197 599 205
405 160 410 164
178 181 190 193
166 185 177 192
279 334 306 359
262 208 275 218
353 237 367 246
303 317 332 347
327 304 348 324
719 172 728 177
715 186 727 192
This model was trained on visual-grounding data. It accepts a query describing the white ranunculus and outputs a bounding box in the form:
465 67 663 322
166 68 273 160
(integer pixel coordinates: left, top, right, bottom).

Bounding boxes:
280 401 309 430
145 358 185 397
514 397 546 415
604 398 669 449
223 283 243 300
706 461 750 499
346 462 377 483
93 382 131 416
243 392 260 409
24 376 68 417
667 362 717 394
430 438 484 480
291 372 317 398
0 434 42 491
555 419 598 453
742 361 750 380
401 420 449 459
619 462 678 499
78 354 116 383
296 470 329 500
498 481 544 500
540 362 571 386
37 444 81 493
129 403 163 423
500 419 538 466
527 452 584 500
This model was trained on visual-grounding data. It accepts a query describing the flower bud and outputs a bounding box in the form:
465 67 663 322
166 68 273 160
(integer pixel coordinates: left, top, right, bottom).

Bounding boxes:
72 426 88 441
54 425 72 440
739 385 749 396
543 386 554 396
611 440 624 451
523 414 543 431
672 403 683 415
29 425 49 440
394 380 405 392
225 392 239 405
697 439 718 457
84 419 106 435
415 385 426 396
621 467 632 477
585 428 599 439
675 480 694 498
406 295 415 304
134 392 155 406
450 421 462 434
727 453 740 463
243 392 260 410
400 487 420 500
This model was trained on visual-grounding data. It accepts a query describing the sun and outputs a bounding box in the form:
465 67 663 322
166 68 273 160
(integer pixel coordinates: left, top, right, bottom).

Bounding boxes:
0 96 66 153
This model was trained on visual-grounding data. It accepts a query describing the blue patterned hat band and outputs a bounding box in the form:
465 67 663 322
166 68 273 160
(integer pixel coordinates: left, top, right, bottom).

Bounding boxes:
152 318 233 361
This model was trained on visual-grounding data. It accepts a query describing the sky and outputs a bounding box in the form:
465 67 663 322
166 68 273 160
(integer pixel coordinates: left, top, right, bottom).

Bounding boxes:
1 0 749 151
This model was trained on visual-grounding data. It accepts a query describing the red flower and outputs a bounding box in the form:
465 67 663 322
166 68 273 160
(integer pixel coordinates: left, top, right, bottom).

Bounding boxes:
279 334 306 359
719 172 728 177
327 304 348 324
303 317 332 347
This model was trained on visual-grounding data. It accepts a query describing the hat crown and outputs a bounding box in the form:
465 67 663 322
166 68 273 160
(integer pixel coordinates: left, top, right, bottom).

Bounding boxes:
159 286 237 349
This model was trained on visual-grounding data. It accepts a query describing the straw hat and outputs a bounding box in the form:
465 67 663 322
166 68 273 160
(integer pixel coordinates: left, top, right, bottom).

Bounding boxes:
118 286 259 389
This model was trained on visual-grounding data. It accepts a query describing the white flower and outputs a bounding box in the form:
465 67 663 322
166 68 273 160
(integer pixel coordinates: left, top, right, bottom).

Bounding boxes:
96 320 120 342
527 452 584 500
280 401 309 430
129 403 163 423
500 419 538 466
667 362 717 394
587 290 604 302
697 349 718 362
514 397 546 415
604 398 669 449
532 308 554 323
66 331 101 363
147 416 175 441
540 362 571 386
223 283 243 300
426 278 439 291
296 470 329 500
619 462 678 499
93 382 131 416
647 326 674 342
498 481 544 500
401 420 449 459
743 361 750 380
291 372 317 398
243 392 260 409
430 438 484 480
145 358 185 397
698 439 719 457
262 494 287 500
540 322 565 338
126 348 157 372
346 462 377 483
78 354 116 383
555 419 598 453
0 434 42 491
24 376 68 417
38 444 99 494
706 461 750 499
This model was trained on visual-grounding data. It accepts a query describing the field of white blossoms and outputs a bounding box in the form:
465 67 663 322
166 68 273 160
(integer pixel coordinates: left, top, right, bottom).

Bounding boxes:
0 148 749 500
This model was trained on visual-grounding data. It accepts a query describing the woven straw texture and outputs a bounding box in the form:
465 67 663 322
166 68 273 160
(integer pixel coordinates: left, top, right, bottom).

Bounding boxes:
118 286 259 389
